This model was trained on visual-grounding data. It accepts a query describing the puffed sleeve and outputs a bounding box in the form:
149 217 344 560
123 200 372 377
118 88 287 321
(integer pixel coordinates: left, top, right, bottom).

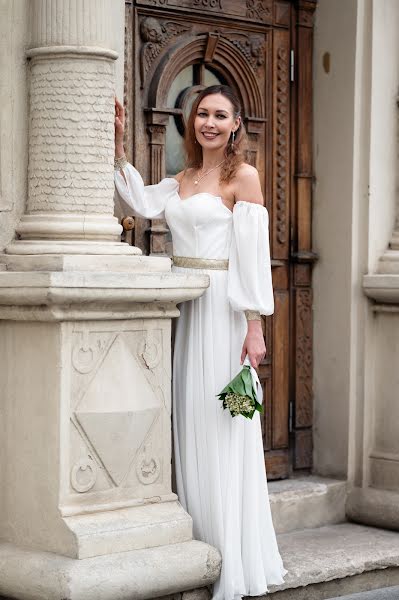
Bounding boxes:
114 162 179 220
227 201 274 315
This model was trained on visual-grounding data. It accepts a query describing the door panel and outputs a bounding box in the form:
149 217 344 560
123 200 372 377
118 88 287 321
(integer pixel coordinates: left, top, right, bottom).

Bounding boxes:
123 0 317 479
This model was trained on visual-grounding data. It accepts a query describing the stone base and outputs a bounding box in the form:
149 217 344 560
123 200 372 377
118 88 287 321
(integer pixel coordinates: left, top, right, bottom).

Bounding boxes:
346 487 399 531
269 476 347 534
0 540 221 600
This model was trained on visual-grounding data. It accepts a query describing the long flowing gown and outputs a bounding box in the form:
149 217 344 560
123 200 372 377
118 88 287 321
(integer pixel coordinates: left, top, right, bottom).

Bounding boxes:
115 165 287 600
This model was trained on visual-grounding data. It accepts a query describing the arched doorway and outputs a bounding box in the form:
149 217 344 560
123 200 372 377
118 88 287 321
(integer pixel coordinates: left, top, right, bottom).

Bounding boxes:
123 0 317 480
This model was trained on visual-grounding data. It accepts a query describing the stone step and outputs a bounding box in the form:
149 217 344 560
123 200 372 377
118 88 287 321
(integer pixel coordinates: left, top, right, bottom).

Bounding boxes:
258 523 399 600
268 475 347 533
328 586 399 599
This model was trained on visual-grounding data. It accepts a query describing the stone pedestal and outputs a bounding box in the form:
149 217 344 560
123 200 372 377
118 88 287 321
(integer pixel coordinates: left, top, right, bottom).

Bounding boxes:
0 2 221 598
0 263 220 599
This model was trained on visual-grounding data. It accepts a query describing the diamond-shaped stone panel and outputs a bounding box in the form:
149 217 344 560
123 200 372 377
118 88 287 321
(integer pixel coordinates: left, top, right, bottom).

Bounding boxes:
74 334 162 486
76 408 159 485
76 334 161 413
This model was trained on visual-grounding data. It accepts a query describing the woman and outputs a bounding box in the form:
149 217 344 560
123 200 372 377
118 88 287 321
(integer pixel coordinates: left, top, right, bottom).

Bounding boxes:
114 85 287 600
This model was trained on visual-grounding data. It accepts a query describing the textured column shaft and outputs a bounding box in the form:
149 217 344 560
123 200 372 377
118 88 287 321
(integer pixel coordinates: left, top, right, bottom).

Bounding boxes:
7 0 134 255
27 57 114 217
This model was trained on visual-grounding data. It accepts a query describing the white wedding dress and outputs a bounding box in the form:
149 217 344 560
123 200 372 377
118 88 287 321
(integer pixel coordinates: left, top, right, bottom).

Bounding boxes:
115 164 287 600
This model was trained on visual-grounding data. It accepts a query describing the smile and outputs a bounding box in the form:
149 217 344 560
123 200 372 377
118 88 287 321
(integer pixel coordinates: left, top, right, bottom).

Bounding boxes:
201 132 219 139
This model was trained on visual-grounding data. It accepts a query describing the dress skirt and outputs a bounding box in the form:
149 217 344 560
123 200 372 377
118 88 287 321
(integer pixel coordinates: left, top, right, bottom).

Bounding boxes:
172 266 287 600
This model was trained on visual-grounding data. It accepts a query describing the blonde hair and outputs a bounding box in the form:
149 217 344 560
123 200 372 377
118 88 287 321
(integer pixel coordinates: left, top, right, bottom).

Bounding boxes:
184 85 247 183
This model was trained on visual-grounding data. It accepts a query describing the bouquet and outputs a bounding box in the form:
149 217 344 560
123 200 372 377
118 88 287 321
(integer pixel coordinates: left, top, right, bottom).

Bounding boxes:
217 356 263 419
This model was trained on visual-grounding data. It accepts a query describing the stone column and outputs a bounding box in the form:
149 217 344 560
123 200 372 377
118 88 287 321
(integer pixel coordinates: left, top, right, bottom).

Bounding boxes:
349 94 399 531
6 0 135 258
0 2 220 598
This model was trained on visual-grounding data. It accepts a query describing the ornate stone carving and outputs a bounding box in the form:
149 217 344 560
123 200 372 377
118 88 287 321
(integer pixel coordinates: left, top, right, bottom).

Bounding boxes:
71 458 97 493
140 17 190 88
246 0 272 21
73 332 163 488
137 445 161 485
276 46 289 245
295 289 313 427
72 331 111 375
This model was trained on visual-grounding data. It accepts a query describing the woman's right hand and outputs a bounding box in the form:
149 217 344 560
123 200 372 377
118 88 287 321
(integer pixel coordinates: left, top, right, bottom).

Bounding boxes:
115 97 125 158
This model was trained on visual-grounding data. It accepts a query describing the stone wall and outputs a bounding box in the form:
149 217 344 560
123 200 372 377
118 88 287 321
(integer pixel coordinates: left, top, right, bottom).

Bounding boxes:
313 0 399 499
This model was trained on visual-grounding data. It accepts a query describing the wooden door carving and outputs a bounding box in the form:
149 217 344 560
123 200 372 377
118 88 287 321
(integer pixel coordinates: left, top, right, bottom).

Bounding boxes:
123 0 317 479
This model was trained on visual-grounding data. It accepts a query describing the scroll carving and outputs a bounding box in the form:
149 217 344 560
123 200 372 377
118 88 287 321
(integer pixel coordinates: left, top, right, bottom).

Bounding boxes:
276 46 289 245
137 454 161 485
72 331 110 375
140 17 190 88
246 0 272 21
71 458 97 493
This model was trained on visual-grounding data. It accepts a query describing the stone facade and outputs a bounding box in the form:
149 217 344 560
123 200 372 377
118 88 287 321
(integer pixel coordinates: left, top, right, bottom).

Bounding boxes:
313 0 399 529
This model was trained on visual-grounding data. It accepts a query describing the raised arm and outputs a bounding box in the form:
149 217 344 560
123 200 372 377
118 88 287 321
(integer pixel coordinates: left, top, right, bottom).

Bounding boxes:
114 98 179 220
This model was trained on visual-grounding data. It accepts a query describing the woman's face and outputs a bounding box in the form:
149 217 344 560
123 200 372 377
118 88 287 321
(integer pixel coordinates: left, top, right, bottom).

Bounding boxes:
194 93 240 152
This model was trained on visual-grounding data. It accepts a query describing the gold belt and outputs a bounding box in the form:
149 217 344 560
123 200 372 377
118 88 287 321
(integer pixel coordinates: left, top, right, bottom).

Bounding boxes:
172 256 229 270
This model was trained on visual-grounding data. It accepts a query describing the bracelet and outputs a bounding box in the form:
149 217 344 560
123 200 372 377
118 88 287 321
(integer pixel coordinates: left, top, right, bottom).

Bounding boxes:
244 310 261 321
114 155 128 170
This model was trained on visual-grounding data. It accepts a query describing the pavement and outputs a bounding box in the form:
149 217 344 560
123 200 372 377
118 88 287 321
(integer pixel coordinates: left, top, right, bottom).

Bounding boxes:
329 587 399 600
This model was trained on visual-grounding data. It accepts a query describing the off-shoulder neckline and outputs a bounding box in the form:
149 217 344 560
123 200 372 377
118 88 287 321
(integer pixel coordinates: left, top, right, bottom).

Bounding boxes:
166 177 265 213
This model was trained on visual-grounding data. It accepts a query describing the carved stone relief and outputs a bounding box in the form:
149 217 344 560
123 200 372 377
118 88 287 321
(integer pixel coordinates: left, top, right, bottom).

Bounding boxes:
71 458 98 493
72 331 113 375
136 442 162 485
69 326 168 495
140 17 191 88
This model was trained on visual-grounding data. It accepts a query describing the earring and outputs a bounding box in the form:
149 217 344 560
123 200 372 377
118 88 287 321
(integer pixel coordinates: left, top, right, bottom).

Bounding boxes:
232 130 235 143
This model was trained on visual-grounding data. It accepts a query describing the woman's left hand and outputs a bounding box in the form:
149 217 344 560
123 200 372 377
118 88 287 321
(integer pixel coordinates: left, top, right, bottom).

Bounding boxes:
240 321 266 369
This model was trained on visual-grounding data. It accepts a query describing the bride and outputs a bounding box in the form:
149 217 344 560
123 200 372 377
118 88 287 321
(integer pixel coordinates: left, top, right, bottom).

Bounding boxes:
114 84 287 600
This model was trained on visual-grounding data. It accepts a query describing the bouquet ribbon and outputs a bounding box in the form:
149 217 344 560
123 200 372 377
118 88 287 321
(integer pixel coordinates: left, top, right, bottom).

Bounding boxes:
216 355 263 419
243 355 263 407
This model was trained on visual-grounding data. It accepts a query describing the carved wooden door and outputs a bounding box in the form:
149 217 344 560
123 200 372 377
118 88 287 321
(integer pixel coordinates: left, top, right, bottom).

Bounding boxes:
123 0 317 479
